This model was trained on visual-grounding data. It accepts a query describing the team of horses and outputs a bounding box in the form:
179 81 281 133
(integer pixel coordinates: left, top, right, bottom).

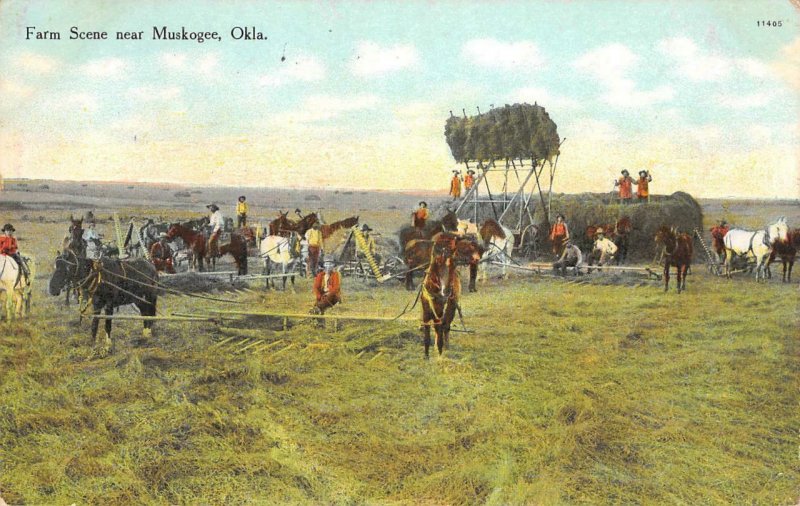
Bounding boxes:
2 204 786 359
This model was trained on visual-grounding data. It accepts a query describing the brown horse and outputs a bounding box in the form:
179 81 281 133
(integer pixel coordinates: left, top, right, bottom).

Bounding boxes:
766 227 799 282
217 232 249 275
403 236 484 292
321 216 360 239
268 211 318 237
655 225 693 293
399 211 459 250
421 233 461 358
166 224 207 272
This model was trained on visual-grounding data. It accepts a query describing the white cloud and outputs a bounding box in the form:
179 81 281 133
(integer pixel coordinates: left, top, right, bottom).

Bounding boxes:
197 53 219 76
64 93 100 112
462 39 543 69
82 57 127 78
0 78 33 99
128 86 182 101
573 44 673 107
350 42 419 77
658 37 732 82
276 94 381 123
159 52 187 69
714 91 774 109
564 118 620 143
771 36 800 90
512 87 579 110
12 52 59 74
258 54 326 86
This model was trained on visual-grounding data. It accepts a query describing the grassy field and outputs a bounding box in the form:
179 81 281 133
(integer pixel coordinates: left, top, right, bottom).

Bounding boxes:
1 190 799 504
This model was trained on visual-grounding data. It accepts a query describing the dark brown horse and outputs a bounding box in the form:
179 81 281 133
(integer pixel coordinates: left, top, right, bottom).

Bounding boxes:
399 211 459 250
321 216 360 239
421 233 461 358
268 211 318 237
766 227 799 282
217 232 249 275
166 224 207 271
655 225 693 293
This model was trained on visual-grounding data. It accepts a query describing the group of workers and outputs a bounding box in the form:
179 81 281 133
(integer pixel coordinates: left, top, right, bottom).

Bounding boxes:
449 170 477 200
615 169 652 204
548 213 620 275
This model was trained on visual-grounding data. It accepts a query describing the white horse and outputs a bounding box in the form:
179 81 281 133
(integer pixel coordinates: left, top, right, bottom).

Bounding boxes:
474 219 514 280
260 234 301 290
723 217 789 281
0 255 34 320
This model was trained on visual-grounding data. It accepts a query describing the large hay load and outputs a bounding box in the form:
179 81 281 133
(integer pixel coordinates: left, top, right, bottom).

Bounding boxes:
549 191 703 261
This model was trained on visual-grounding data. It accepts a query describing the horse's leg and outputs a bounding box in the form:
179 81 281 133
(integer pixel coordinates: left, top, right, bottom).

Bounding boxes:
469 263 477 293
405 271 414 291
136 296 156 339
435 323 444 357
663 263 670 292
676 263 683 294
422 309 431 359
787 259 794 283
13 289 24 318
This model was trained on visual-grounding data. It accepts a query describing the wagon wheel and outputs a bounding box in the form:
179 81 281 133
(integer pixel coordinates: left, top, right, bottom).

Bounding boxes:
517 224 539 260
382 255 406 281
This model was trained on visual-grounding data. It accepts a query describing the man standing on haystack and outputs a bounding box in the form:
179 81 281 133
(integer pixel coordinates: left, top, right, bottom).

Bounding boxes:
636 170 652 203
449 170 462 200
207 204 224 257
614 170 635 204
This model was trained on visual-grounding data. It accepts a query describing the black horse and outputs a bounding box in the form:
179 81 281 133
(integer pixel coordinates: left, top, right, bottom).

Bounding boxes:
49 253 159 355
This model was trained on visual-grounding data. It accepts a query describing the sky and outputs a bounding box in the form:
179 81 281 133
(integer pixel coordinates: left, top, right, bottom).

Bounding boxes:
1 0 799 198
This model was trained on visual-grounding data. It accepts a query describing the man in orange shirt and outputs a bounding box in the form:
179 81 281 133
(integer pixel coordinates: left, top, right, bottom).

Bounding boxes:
464 170 475 191
549 214 570 257
412 201 429 229
449 170 462 200
149 233 176 274
312 257 341 315
614 170 635 204
636 170 652 202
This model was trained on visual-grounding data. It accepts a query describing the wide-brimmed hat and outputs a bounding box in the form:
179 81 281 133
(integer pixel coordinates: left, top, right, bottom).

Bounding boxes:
638 170 648 176
452 170 461 175
467 170 475 175
621 170 630 176
206 204 219 211
595 228 605 236
322 256 335 266
418 201 427 207
361 224 373 232
556 213 565 220
1 223 15 232
238 195 246 201
158 232 168 239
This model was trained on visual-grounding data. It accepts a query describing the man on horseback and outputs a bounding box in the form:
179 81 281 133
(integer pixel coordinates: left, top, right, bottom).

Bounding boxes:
0 224 29 283
412 201 429 229
207 204 224 257
83 219 102 260
150 233 176 274
236 196 248 228
312 257 341 315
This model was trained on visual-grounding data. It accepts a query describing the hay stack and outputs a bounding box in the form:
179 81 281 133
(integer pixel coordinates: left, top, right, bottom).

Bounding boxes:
548 191 704 260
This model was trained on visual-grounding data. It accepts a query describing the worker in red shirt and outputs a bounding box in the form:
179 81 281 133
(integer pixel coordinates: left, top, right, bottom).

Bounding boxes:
149 233 176 274
312 257 341 315
549 214 570 257
0 223 29 282
636 170 652 202
464 170 475 191
449 170 462 200
614 170 635 204
411 201 429 229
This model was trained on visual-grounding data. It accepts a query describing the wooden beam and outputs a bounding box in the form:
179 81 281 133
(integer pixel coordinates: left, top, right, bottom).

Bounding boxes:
209 309 417 322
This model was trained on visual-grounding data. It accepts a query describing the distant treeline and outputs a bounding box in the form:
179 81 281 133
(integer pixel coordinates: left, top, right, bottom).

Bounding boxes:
444 103 561 164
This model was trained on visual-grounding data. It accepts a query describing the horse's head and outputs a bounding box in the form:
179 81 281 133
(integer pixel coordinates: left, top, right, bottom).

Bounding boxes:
441 211 459 232
49 250 80 296
654 225 675 247
767 217 789 244
166 224 179 239
616 216 633 234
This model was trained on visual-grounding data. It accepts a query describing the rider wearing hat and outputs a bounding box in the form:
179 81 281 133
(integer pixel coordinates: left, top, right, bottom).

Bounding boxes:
83 219 102 260
412 201 429 229
236 196 248 228
312 256 341 315
0 224 29 282
636 170 652 202
449 170 462 200
464 169 476 191
614 170 635 204
207 204 224 257
150 232 176 274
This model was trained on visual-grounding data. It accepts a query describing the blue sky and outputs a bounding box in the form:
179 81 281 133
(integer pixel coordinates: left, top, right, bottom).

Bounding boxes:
1 0 798 198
